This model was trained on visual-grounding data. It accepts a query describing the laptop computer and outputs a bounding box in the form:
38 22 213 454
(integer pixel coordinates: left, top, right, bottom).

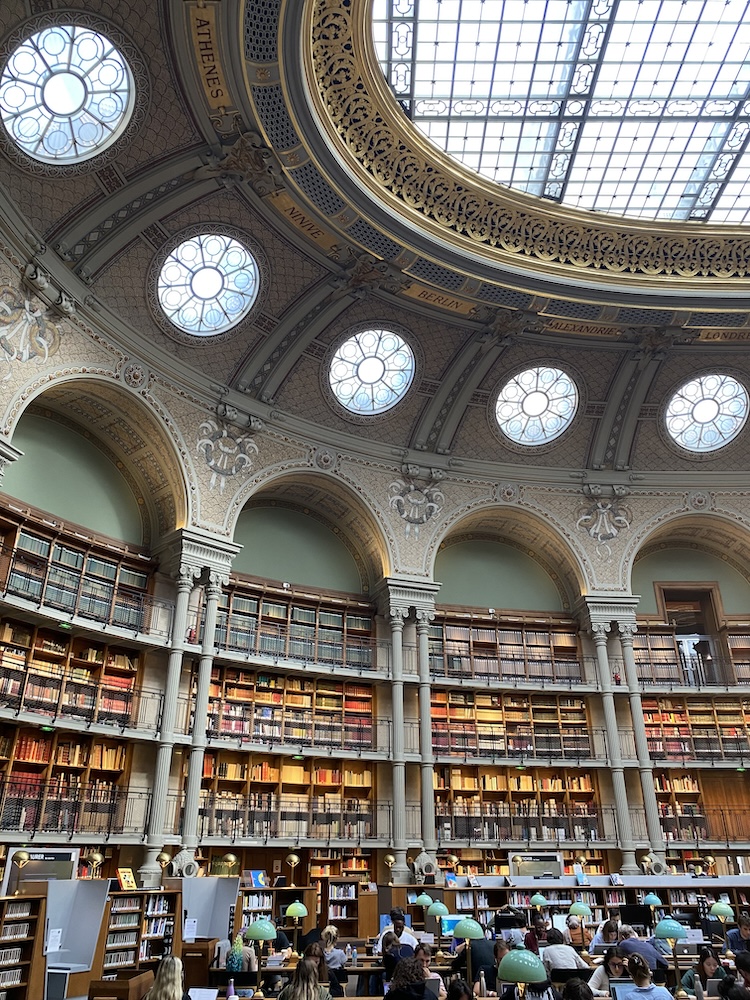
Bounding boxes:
676 943 701 956
609 982 634 1000
590 945 611 956
425 979 442 997
706 981 723 998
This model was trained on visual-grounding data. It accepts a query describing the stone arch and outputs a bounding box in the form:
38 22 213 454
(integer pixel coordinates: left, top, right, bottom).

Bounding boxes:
228 468 393 593
4 375 190 547
428 502 588 613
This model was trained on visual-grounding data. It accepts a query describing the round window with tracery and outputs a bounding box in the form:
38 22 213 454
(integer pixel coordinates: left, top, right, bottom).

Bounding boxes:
665 373 748 453
157 233 260 337
329 328 415 415
495 366 578 445
0 24 134 164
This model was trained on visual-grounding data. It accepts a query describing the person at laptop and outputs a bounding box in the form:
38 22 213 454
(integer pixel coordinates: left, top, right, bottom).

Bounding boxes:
680 947 727 997
525 915 550 955
374 908 420 954
452 935 495 982
415 943 447 1000
726 916 750 956
718 974 750 1000
587 947 629 997
388 957 430 1000
278 957 332 1000
618 926 668 972
541 929 591 976
564 917 593 953
473 939 511 996
616 952 671 1000
590 921 620 952
733 953 750 989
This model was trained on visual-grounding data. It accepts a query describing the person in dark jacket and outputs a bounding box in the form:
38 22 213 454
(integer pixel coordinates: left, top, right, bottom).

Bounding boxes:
387 957 428 1000
452 937 495 983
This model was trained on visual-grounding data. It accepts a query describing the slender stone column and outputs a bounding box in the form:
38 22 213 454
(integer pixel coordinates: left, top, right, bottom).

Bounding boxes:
389 605 411 883
139 567 198 885
618 622 665 858
590 623 638 873
182 574 226 849
416 609 437 856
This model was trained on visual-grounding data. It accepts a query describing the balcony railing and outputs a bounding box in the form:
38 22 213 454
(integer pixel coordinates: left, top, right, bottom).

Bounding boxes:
432 726 610 762
202 706 394 754
4 549 174 639
0 778 152 836
429 652 587 685
0 659 165 732
194 793 393 841
436 805 618 844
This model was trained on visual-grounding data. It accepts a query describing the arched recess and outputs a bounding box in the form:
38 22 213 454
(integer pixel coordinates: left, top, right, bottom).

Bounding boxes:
230 472 392 594
3 378 190 547
431 506 586 613
630 514 750 616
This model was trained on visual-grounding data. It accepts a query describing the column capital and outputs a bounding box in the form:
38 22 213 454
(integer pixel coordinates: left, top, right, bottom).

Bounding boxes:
0 438 23 482
618 622 638 642
590 621 611 641
389 605 409 625
415 608 435 629
154 527 241 581
374 575 441 618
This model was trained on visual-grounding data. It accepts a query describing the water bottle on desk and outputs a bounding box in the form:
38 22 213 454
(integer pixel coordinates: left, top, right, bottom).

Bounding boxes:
352 948 358 967
227 979 236 999
345 944 352 962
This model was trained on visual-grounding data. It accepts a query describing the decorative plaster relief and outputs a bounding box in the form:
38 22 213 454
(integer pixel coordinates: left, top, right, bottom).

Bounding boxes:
576 486 634 559
388 464 445 538
0 284 62 380
197 415 259 493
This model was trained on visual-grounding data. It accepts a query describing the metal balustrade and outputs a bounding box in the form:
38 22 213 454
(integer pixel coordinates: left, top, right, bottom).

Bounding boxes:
432 726 610 762
0 778 153 836
200 709 396 755
4 549 174 639
435 804 619 844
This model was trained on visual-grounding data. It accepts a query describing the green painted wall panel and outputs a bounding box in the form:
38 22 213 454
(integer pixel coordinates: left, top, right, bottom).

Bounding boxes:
632 548 750 614
435 539 563 611
233 506 363 592
3 414 143 544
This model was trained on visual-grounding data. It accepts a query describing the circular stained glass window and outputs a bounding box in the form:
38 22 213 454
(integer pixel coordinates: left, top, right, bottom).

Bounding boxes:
158 233 260 336
0 24 134 164
496 366 578 445
330 328 415 415
665 373 748 453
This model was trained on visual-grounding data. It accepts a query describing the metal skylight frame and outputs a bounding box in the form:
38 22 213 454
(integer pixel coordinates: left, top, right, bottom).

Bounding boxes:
372 0 750 223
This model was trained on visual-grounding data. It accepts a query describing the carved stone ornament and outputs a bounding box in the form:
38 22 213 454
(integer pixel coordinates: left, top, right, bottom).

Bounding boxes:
197 417 259 493
194 130 283 195
308 0 750 282
0 283 62 380
122 361 149 389
388 466 445 537
576 487 633 559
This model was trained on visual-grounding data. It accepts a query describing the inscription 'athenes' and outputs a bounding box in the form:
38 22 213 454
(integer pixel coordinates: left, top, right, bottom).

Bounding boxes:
190 8 228 109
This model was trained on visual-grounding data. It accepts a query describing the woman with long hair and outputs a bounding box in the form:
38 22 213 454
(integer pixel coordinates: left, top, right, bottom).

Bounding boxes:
619 953 672 1000
144 957 189 1000
681 947 727 997
277 957 332 1000
588 947 629 997
387 956 429 1000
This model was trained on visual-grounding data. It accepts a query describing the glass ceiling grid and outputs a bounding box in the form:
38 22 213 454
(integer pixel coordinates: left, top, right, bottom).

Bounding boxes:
373 0 750 223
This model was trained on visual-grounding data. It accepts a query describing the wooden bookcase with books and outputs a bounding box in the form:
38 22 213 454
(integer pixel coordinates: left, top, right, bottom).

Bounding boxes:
0 894 46 1000
0 725 129 835
213 585 375 670
643 696 750 761
428 615 582 683
0 618 141 727
309 850 372 923
92 890 182 975
202 665 375 751
653 770 708 843
434 765 600 843
431 691 592 759
197 753 374 840
324 878 378 938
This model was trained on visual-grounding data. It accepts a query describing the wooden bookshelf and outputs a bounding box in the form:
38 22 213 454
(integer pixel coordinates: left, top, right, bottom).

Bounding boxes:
92 889 182 975
197 753 374 840
214 585 375 669
0 894 45 1000
428 614 582 683
434 764 600 843
653 770 707 843
324 878 378 937
0 618 141 727
432 690 592 759
202 664 375 750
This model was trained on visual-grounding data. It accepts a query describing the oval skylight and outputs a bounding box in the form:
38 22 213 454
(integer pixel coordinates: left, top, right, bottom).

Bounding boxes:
158 234 260 336
665 373 748 453
373 0 750 223
0 24 134 164
496 366 578 445
329 328 415 414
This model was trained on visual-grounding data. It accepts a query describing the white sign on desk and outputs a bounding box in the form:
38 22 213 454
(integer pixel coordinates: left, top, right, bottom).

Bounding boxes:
47 928 63 953
184 918 198 943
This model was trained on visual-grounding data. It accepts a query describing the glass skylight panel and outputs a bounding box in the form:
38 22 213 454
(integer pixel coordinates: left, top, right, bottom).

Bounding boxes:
158 234 259 337
665 374 749 453
373 0 750 222
495 366 578 446
329 328 415 415
0 24 134 164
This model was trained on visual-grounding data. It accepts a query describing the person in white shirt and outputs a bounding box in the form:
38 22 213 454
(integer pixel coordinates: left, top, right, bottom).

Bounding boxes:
541 929 591 976
373 908 420 954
